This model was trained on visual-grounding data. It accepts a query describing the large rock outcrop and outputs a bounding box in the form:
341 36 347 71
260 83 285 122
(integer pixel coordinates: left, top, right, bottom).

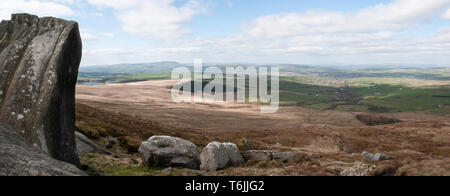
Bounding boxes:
139 136 201 169
0 14 82 165
0 124 85 176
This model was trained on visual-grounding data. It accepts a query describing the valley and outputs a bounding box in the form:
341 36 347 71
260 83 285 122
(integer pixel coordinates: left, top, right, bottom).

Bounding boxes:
74 65 450 176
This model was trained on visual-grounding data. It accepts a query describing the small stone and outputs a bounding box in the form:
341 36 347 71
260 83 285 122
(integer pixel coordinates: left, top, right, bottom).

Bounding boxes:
162 167 173 173
362 151 395 162
17 114 24 120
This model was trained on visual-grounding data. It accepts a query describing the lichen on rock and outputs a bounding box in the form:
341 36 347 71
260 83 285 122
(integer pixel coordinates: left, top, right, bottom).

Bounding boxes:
0 13 82 166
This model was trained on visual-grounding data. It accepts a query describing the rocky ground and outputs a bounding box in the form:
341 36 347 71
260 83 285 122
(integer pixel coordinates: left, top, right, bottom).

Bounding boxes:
75 102 450 176
75 80 449 176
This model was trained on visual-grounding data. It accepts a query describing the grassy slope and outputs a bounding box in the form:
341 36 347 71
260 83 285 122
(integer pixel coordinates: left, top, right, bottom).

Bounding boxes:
75 103 210 153
279 76 450 114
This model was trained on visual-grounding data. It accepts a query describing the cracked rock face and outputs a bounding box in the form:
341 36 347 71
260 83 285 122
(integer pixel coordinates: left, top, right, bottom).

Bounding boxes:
0 14 82 165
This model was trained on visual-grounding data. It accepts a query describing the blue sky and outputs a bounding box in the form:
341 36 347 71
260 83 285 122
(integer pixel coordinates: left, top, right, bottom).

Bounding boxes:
1 0 450 67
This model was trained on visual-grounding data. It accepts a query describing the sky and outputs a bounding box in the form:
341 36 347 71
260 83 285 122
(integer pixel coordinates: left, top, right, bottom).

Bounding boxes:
1 0 450 67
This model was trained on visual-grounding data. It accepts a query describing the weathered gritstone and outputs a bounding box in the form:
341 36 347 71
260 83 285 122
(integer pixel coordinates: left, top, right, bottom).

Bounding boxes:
0 124 86 176
139 136 201 170
0 14 82 165
200 142 245 172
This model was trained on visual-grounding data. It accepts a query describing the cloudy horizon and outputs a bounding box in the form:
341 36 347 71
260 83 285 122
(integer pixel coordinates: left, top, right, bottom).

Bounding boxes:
1 0 450 67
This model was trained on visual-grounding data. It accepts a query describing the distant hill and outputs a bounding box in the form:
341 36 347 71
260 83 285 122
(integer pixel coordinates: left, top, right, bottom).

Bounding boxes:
80 62 336 74
78 62 450 82
79 61 186 74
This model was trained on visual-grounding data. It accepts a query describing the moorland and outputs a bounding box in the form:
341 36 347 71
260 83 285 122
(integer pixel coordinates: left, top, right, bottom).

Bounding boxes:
75 63 450 176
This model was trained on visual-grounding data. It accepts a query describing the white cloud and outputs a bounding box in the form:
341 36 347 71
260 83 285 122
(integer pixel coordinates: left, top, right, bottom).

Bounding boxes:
16 0 436 67
82 46 203 65
187 0 450 66
87 0 205 39
80 29 115 42
80 28 100 41
244 0 450 38
443 9 450 19
0 0 75 20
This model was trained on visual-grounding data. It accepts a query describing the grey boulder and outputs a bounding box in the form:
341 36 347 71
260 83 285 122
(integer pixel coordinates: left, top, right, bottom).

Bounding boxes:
362 151 395 162
200 142 244 172
0 14 82 165
0 124 86 176
139 136 200 169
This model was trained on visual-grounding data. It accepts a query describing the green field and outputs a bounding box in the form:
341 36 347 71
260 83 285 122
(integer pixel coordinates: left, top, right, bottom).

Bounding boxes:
280 77 450 114
77 66 450 115
78 73 172 83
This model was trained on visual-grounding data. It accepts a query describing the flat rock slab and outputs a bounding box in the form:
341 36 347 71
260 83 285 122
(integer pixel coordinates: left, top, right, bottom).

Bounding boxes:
0 14 82 165
0 124 86 176
75 131 115 156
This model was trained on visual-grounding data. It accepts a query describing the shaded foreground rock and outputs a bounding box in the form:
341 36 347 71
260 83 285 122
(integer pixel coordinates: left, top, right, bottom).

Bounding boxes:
0 14 82 165
139 136 200 169
362 151 395 162
0 124 86 176
200 142 244 172
241 150 298 162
